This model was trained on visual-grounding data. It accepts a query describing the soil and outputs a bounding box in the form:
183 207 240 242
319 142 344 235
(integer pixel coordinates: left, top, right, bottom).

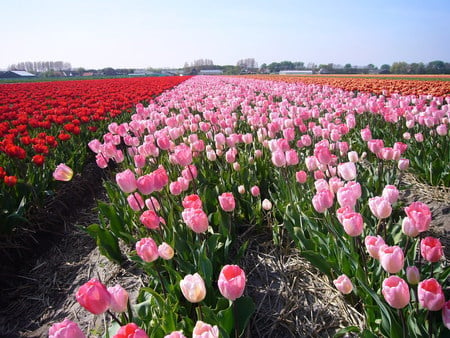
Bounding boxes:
0 169 448 338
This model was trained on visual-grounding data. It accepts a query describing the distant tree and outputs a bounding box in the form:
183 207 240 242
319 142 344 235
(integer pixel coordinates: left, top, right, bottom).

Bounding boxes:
380 64 391 73
293 62 305 70
102 67 117 76
426 60 445 74
391 62 408 74
237 58 257 69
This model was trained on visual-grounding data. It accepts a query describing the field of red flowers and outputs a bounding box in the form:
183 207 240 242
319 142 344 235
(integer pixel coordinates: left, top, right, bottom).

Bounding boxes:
246 74 450 97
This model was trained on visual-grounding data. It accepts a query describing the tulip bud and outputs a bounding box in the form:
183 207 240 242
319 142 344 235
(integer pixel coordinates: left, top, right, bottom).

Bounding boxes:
180 273 206 303
406 266 420 285
333 274 353 294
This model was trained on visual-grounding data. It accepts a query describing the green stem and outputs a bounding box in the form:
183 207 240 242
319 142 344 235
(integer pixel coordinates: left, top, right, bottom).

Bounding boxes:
233 301 239 338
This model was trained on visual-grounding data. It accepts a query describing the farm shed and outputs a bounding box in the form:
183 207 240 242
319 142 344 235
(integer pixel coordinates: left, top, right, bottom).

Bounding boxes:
0 70 36 78
279 70 313 75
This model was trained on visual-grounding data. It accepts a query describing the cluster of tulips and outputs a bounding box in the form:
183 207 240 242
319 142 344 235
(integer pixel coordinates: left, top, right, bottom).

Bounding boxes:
50 75 448 337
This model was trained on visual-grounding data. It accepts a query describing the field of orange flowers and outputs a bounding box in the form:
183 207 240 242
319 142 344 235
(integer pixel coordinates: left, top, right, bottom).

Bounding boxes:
245 74 450 97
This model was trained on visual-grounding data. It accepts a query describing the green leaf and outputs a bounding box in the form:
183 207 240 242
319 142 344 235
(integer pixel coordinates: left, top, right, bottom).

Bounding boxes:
199 250 213 287
334 326 361 337
234 296 255 337
86 223 123 264
300 250 333 278
217 305 234 334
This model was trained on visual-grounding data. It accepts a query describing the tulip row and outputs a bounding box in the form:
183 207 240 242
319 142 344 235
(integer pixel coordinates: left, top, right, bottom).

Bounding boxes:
246 74 450 97
0 76 190 235
50 75 449 337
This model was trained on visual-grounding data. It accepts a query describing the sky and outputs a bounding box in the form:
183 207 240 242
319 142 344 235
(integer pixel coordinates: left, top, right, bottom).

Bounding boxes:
1 0 449 70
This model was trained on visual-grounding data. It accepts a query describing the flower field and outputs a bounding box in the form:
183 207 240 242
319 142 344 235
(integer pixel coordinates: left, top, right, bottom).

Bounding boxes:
0 76 190 236
1 75 449 337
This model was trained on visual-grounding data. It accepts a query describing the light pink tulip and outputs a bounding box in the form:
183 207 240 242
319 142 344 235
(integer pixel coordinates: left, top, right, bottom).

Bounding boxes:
406 266 420 285
312 189 334 213
192 321 219 338
262 199 272 210
333 274 353 294
382 185 399 204
295 170 307 184
338 162 357 181
136 237 159 262
382 276 410 309
49 319 85 338
158 242 174 260
364 235 385 260
379 245 404 274
404 201 431 232
53 163 74 182
250 185 260 196
402 217 419 237
368 196 392 219
271 150 286 167
107 284 129 313
164 331 187 338
418 278 445 311
182 208 209 233
116 169 137 193
127 192 145 211
337 186 357 209
341 212 364 237
180 273 206 303
398 158 410 171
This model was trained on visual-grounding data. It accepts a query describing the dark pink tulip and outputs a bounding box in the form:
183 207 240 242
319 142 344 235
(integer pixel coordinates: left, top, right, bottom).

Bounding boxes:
75 278 111 315
169 181 183 195
182 194 203 209
49 319 85 338
152 166 169 191
218 192 235 212
116 169 137 194
360 126 372 141
314 144 332 165
218 265 246 301
364 235 385 260
420 237 443 263
114 323 148 338
382 276 410 309
136 174 156 195
140 210 160 229
250 185 260 196
136 237 159 262
182 208 209 233
418 278 445 311
333 274 353 294
404 201 431 233
295 171 307 184
379 245 404 273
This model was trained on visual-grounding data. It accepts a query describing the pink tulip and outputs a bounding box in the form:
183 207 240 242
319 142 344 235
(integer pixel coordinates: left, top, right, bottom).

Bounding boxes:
360 126 372 141
182 208 209 233
53 163 74 182
88 139 102 153
182 165 198 181
295 170 307 184
305 156 318 171
442 300 450 329
402 217 419 237
436 124 448 136
218 192 235 212
250 185 260 196
116 169 137 193
367 139 384 154
114 323 148 338
314 144 332 165
75 278 111 315
418 278 445 311
136 237 159 262
379 245 404 274
337 186 357 209
158 242 174 260
398 158 410 171
152 166 169 191
382 276 410 309
107 284 129 313
192 321 219 338
218 265 246 301
140 210 160 230
271 150 286 167
127 192 145 211
364 235 385 260
96 153 109 168
136 174 156 195
382 185 399 204
173 144 192 166
368 196 392 219
180 273 206 303
312 189 334 213
404 201 431 232
145 197 160 212
333 274 353 294
164 331 187 338
262 199 272 210
378 147 394 161
225 148 237 163
134 154 146 168
393 142 408 154
420 237 443 263
49 319 85 338
169 181 183 196
182 194 203 209
338 162 357 181
285 149 299 166
341 212 364 237
347 151 359 163
406 266 420 285
414 133 424 142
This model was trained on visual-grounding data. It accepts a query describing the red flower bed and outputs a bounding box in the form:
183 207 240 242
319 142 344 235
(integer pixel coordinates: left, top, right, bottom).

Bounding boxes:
0 76 190 176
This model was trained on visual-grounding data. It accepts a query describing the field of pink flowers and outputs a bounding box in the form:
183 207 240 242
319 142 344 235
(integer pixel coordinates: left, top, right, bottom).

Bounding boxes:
10 75 450 337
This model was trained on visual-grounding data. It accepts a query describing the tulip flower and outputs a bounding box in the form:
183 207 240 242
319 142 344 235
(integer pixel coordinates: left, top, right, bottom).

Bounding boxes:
75 278 111 315
250 185 260 196
337 162 357 181
53 163 74 182
218 265 246 301
164 331 187 338
140 210 160 230
136 237 159 262
401 217 419 237
192 321 219 338
404 201 431 233
420 237 443 263
114 323 148 338
182 194 203 209
158 242 174 260
218 192 236 212
382 276 410 309
333 274 353 294
341 212 364 237
107 284 129 313
49 319 86 338
379 245 404 274
418 278 445 311
295 171 307 184
368 196 392 219
382 185 399 204
180 273 206 303
364 235 385 260
116 169 137 193
262 198 272 210
182 208 209 233
312 189 334 213
442 300 450 329
406 266 420 285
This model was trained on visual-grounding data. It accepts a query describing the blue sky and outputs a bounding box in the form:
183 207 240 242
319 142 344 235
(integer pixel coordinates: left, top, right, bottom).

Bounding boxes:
1 0 449 70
